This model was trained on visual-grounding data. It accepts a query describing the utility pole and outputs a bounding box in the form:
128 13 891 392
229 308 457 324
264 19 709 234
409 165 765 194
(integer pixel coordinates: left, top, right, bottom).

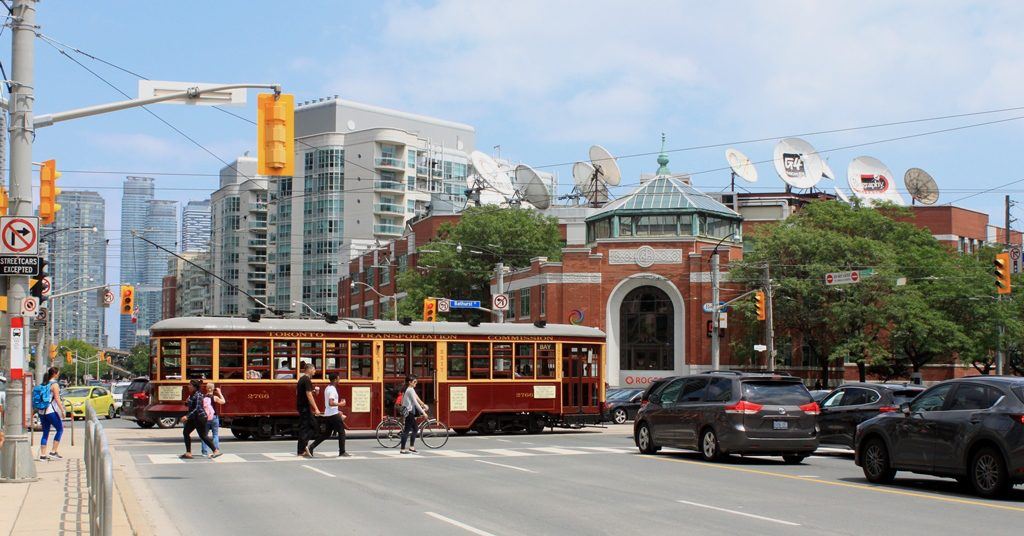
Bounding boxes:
2 0 39 482
997 195 1012 376
710 252 720 371
495 262 505 324
764 263 776 372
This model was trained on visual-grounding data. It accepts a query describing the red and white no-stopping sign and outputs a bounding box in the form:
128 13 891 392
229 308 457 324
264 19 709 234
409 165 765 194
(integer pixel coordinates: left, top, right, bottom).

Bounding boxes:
0 216 38 255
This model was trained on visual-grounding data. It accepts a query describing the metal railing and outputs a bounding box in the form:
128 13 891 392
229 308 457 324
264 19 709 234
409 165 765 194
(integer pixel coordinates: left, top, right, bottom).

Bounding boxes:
84 405 113 536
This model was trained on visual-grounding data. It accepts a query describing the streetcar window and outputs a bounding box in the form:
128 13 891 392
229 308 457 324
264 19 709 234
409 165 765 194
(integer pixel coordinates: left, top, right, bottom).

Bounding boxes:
515 344 535 379
325 340 348 380
150 340 158 378
300 340 324 379
246 339 271 379
411 342 435 378
185 339 213 380
384 342 409 379
470 343 490 379
537 343 556 379
447 343 468 380
158 339 182 380
350 341 373 379
273 340 297 379
492 343 513 379
219 339 244 379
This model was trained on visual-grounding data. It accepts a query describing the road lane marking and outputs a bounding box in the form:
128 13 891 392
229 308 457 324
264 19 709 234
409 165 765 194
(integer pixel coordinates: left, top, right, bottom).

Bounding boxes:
495 439 514 443
147 454 184 464
529 447 588 455
651 456 1024 513
475 460 537 473
424 512 496 536
478 448 535 457
373 450 420 458
677 499 800 526
577 446 634 453
432 450 478 458
302 464 335 478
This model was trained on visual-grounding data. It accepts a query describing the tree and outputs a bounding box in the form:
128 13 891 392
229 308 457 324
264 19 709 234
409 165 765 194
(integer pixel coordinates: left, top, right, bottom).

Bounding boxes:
126 343 150 377
55 339 104 384
396 206 563 320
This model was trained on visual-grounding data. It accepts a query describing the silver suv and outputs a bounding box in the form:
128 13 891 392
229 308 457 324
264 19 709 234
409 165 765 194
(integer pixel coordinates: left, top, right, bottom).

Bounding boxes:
634 371 820 463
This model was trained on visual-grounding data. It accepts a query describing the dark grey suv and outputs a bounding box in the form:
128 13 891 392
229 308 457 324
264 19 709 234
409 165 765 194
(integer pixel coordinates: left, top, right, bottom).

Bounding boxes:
855 377 1024 498
634 372 820 463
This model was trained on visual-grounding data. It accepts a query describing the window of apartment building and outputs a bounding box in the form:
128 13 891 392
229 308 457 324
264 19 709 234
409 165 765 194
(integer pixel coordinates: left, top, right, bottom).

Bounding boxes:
539 285 547 317
380 264 390 286
304 152 315 173
366 266 376 287
379 300 390 320
407 150 416 169
398 255 408 272
365 302 374 321
519 287 530 318
351 273 361 294
407 200 415 214
226 197 240 212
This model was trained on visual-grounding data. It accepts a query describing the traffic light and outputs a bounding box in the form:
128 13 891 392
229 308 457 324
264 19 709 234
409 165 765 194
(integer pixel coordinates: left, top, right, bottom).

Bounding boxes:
257 93 295 176
995 252 1012 295
49 344 57 360
120 284 135 315
755 290 766 321
0 185 8 216
104 352 111 364
40 159 62 224
30 259 49 303
65 350 72 365
423 298 437 322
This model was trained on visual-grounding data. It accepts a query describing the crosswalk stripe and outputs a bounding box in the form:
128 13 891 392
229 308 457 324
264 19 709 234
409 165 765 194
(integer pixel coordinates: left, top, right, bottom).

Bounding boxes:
578 446 634 453
211 454 247 463
478 448 536 457
148 454 185 465
528 447 588 455
263 453 304 461
431 450 479 458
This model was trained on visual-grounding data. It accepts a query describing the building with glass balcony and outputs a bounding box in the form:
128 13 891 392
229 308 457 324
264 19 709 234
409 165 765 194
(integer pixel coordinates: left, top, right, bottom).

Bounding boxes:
181 199 211 253
50 190 106 348
210 156 269 316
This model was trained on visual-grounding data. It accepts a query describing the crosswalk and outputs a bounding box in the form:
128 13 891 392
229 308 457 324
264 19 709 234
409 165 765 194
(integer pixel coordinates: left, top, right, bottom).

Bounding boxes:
141 445 637 465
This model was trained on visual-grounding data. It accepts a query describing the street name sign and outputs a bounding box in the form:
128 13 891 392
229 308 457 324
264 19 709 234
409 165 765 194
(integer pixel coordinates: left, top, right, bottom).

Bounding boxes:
450 300 481 309
702 302 730 313
0 255 40 275
825 269 874 286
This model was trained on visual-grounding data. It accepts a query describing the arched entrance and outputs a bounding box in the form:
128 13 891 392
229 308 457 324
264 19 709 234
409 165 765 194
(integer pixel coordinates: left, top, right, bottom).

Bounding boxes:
605 275 686 387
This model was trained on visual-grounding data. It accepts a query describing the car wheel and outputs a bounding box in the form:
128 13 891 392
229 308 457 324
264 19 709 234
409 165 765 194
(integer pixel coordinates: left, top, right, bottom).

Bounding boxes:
612 408 628 425
106 406 115 420
636 422 659 455
156 417 178 429
700 428 724 462
861 438 896 484
971 447 1010 498
783 454 807 464
137 421 155 429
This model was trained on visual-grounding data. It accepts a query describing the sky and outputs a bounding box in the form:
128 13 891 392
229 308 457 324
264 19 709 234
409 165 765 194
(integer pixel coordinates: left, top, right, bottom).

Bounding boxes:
21 0 1024 343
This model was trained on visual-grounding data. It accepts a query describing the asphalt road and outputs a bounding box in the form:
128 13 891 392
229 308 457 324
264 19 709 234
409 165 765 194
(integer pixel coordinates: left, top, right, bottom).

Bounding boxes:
103 419 1024 536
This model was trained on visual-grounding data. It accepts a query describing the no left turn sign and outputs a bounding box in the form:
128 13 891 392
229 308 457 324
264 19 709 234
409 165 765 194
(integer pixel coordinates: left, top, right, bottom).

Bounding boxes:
492 293 509 311
0 216 38 255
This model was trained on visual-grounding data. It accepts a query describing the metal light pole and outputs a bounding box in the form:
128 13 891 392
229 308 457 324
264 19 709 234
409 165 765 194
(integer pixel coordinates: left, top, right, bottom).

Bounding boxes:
709 233 736 371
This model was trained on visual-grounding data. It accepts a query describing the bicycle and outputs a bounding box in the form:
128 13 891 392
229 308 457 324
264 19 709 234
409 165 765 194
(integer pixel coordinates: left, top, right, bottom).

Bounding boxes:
375 413 449 449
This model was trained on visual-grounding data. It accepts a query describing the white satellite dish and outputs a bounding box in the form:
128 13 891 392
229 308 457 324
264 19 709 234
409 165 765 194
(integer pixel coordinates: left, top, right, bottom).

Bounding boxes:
589 145 621 186
847 156 905 206
517 164 551 210
470 150 515 202
833 184 851 203
821 159 836 181
904 168 939 206
772 138 824 190
573 161 595 191
725 148 758 190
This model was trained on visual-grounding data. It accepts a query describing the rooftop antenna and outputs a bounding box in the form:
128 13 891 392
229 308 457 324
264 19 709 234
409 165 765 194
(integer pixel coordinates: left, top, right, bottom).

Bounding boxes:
725 147 758 192
517 164 551 210
773 137 824 192
468 150 515 206
571 144 621 207
847 156 905 206
904 167 939 206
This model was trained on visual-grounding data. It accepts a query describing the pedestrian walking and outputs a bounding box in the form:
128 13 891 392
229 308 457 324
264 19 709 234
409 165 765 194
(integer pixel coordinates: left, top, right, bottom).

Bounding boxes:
309 373 351 457
201 382 226 457
181 379 220 459
399 375 428 454
35 367 64 461
296 361 321 458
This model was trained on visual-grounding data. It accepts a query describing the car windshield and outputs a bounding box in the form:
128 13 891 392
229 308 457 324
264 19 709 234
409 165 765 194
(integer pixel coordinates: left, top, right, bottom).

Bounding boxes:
113 385 128 395
742 381 812 405
62 388 90 398
892 390 922 405
608 389 641 401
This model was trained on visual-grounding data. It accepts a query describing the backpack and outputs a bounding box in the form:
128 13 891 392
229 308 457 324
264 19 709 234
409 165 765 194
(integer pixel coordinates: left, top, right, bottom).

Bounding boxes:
32 382 53 412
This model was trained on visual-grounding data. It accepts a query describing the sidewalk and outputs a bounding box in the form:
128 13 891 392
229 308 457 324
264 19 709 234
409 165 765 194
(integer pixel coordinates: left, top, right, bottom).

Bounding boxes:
0 421 172 535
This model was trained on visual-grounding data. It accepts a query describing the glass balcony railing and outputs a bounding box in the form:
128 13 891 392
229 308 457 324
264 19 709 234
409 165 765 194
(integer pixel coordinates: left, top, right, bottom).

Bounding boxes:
374 181 405 192
374 224 403 236
248 239 268 248
247 255 267 264
374 203 405 215
247 272 268 281
375 156 403 169
248 203 268 212
416 165 429 176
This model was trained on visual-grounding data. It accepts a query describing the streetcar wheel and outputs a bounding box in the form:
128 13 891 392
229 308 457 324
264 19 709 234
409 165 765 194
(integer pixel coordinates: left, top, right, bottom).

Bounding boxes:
700 428 724 462
636 422 659 455
375 418 402 449
861 438 896 484
255 418 274 440
454 429 470 436
612 408 628 425
156 417 178 429
231 428 252 440
527 415 546 434
137 421 155 429
419 421 450 449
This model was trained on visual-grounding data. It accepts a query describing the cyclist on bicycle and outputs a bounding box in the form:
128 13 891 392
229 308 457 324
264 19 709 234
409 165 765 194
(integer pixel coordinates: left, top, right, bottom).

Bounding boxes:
399 375 428 454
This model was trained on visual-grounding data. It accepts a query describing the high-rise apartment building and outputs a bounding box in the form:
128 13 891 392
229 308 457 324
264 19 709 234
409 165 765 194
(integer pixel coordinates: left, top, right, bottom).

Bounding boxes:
181 199 212 252
163 253 212 318
49 191 106 347
211 156 269 316
267 97 475 314
119 176 178 349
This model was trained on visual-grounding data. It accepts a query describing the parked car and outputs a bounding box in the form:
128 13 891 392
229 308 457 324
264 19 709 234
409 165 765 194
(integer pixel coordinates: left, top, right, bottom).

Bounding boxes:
121 378 177 429
818 383 924 448
634 371 820 463
111 381 131 417
855 377 1024 498
62 385 116 420
603 388 645 424
809 390 831 403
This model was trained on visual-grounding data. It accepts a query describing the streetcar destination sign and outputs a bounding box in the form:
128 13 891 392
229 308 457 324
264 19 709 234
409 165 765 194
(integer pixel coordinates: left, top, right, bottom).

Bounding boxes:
0 255 40 275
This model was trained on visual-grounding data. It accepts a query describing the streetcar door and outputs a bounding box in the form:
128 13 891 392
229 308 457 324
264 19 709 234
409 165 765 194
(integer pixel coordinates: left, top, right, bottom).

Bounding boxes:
383 341 410 415
563 344 601 415
410 342 437 413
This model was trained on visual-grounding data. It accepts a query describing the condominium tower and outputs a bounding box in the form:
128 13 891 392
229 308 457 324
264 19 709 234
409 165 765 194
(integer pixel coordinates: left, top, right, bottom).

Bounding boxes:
49 191 106 347
210 156 269 316
181 199 212 252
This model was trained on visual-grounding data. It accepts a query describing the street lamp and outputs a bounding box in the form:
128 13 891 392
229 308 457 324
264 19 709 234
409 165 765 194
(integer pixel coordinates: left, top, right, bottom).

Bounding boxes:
710 232 737 371
352 281 398 321
291 300 323 318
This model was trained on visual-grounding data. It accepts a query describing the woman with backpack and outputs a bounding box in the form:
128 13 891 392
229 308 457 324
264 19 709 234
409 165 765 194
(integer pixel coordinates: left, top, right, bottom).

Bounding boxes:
398 375 428 454
36 367 64 461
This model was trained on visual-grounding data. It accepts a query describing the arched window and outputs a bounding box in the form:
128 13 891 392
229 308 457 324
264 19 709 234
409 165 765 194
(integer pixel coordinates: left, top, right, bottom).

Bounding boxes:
619 286 674 371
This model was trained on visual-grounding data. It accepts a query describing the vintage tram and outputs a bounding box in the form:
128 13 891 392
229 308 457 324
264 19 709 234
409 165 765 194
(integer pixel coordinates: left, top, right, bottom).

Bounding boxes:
144 316 606 438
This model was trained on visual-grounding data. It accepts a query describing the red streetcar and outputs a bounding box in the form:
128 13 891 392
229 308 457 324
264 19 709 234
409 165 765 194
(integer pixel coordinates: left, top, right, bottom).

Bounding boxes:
144 317 606 438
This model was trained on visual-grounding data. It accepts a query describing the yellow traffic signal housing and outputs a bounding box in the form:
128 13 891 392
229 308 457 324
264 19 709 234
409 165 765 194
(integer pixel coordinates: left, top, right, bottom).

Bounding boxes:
755 290 766 321
257 93 295 176
423 298 437 322
49 344 57 359
0 185 8 216
65 351 72 365
995 252 1012 295
120 284 135 315
40 159 62 224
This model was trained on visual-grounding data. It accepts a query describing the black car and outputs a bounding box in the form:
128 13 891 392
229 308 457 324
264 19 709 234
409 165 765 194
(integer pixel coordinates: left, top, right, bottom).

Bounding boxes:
855 377 1024 497
635 371 820 463
121 377 177 429
818 383 923 448
603 388 645 424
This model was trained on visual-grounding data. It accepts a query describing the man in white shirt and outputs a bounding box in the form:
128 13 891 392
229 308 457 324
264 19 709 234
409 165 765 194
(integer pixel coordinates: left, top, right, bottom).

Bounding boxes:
309 373 350 457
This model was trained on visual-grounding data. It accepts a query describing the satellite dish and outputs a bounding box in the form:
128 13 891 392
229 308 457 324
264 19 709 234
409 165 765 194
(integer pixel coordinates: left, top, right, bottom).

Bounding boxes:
517 164 551 210
470 150 515 201
904 167 939 205
573 161 595 190
772 138 824 189
725 148 758 185
847 156 905 206
589 145 621 186
833 184 851 203
821 159 836 181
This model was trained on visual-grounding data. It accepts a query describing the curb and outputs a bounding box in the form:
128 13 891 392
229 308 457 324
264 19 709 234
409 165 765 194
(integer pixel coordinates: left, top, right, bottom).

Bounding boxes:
110 443 180 536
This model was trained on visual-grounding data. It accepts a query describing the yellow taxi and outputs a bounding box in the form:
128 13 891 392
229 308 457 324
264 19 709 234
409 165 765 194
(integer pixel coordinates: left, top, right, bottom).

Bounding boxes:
62 386 116 420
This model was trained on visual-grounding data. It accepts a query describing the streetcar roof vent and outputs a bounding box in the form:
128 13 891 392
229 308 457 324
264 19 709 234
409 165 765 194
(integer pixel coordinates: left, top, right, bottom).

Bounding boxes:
533 320 547 328
324 314 338 324
345 318 377 329
468 318 481 327
399 316 413 326
247 312 260 323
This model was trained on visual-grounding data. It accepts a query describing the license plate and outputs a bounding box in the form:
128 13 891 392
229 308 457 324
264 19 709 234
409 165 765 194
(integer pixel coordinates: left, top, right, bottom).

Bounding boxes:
772 420 788 430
